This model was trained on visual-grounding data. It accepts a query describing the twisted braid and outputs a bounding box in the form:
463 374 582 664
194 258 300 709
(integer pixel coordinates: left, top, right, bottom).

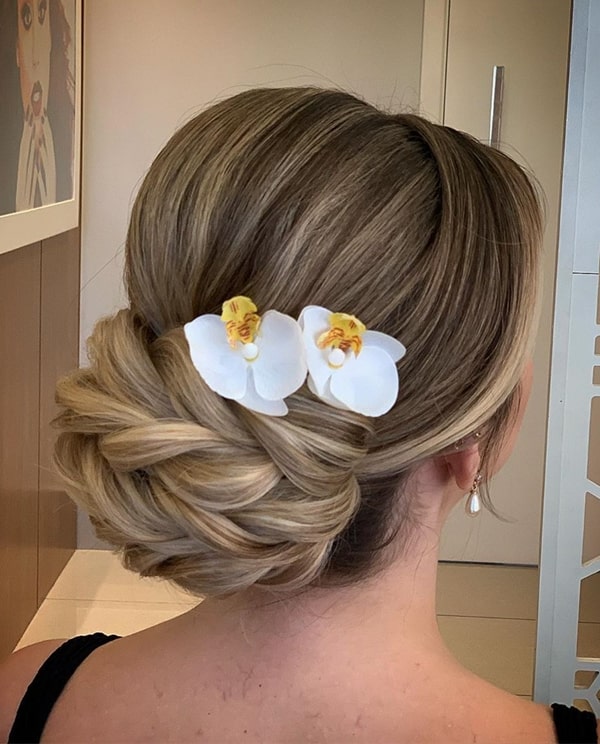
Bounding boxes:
54 309 369 596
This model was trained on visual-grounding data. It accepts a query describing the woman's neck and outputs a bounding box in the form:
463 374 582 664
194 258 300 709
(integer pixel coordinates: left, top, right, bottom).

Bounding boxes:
191 501 450 663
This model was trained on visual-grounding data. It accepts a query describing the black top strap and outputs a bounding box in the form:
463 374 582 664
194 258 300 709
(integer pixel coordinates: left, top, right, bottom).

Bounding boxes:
552 703 598 744
8 632 120 744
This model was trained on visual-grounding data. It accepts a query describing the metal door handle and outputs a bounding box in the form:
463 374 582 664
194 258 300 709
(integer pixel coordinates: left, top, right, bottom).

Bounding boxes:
489 65 505 149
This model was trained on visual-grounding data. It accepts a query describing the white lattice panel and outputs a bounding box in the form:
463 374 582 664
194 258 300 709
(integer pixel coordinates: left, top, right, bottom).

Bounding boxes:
534 0 600 716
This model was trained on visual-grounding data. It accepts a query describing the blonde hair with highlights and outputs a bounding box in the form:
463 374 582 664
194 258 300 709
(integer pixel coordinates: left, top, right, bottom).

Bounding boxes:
54 88 543 597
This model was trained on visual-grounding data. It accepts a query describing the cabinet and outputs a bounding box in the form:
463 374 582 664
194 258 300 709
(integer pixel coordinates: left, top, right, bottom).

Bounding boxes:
0 244 40 657
421 0 572 564
0 230 79 658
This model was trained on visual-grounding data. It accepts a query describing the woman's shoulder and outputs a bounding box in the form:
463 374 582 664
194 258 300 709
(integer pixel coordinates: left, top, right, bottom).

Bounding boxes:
499 697 599 744
482 695 560 744
0 639 66 742
456 675 597 744
1 634 597 744
0 633 121 743
420 663 553 744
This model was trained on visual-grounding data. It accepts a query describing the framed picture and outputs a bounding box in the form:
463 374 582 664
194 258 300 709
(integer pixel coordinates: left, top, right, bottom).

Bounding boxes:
0 0 81 256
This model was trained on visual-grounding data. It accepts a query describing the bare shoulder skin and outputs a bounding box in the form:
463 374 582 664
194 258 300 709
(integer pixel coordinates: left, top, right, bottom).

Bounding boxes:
0 608 564 744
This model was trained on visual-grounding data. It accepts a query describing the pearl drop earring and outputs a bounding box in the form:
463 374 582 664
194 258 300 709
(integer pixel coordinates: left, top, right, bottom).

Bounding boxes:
465 473 482 517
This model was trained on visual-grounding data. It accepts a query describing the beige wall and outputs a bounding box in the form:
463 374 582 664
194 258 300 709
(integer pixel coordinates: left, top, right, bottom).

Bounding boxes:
79 0 424 547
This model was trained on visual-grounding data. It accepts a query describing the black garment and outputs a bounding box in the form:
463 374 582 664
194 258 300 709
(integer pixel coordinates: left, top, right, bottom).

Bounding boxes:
552 703 598 744
8 633 120 743
7 634 599 743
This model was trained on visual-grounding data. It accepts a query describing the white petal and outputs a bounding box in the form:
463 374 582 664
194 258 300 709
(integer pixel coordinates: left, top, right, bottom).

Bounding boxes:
183 315 248 400
362 330 406 362
238 371 288 416
329 346 399 416
298 305 333 395
252 311 307 400
308 375 350 411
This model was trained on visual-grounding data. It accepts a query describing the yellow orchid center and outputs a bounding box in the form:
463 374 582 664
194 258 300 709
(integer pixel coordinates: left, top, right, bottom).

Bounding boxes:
317 312 366 357
221 296 261 350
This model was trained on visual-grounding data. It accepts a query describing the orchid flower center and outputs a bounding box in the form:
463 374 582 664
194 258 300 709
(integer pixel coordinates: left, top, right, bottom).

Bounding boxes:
221 296 261 359
317 312 366 369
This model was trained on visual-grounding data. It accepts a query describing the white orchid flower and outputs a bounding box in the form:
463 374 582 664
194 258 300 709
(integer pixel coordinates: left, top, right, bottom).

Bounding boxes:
184 296 307 416
299 306 406 417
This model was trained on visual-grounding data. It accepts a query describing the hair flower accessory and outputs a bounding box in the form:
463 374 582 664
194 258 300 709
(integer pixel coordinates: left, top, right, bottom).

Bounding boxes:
184 296 307 416
298 306 406 416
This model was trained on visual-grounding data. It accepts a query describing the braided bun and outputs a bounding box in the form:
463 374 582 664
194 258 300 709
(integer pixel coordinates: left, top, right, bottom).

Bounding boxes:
54 309 370 596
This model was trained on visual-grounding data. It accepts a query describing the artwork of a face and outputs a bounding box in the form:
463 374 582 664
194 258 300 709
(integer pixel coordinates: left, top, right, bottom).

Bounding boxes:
0 0 76 216
16 0 51 121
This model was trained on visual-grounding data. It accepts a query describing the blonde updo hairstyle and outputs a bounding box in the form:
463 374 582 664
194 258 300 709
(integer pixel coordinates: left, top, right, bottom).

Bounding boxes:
54 88 543 597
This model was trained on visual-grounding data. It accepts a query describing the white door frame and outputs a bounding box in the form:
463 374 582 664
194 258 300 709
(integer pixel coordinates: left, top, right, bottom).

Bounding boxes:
419 0 450 123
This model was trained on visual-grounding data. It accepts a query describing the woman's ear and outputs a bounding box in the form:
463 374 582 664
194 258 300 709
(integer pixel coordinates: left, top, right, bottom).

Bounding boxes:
441 445 480 492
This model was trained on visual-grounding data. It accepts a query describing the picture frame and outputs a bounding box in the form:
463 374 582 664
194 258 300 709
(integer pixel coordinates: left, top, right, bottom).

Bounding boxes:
0 0 82 257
